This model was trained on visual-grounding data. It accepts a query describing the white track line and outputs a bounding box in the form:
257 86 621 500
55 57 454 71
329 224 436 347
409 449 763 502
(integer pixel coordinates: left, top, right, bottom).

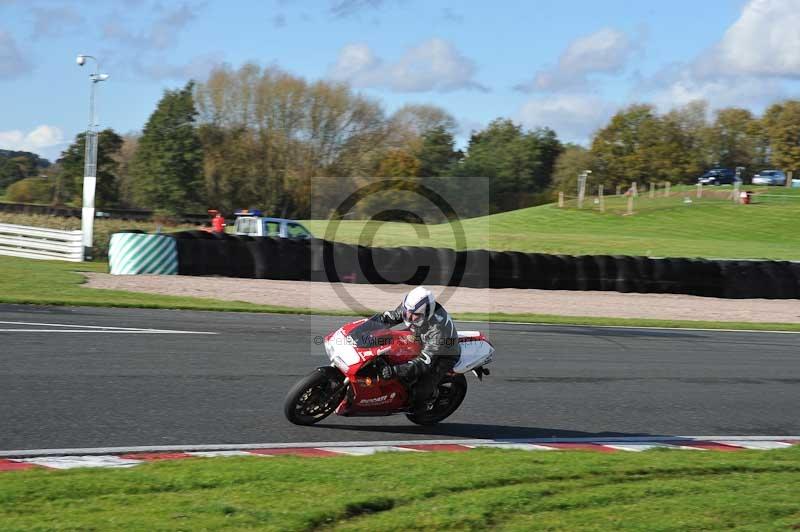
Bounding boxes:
0 320 216 335
1 436 797 458
0 330 214 334
20 455 143 469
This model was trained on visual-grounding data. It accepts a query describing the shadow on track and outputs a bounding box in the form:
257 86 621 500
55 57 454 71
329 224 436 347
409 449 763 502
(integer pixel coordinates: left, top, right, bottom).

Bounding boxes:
314 422 668 440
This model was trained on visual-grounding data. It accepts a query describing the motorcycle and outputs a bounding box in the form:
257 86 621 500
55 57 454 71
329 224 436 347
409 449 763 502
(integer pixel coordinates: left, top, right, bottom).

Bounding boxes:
284 314 494 426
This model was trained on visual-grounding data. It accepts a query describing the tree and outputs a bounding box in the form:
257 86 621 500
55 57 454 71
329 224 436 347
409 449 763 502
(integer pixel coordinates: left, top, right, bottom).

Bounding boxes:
377 149 420 177
454 119 562 211
762 100 800 174
113 134 140 208
386 104 457 153
550 144 596 193
590 104 694 186
661 100 709 178
417 126 461 177
55 129 123 207
703 107 760 173
0 149 50 195
591 104 652 185
194 64 387 217
130 81 203 214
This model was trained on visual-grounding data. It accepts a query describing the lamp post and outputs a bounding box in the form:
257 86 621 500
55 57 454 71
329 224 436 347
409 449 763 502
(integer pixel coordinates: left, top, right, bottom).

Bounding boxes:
76 54 109 260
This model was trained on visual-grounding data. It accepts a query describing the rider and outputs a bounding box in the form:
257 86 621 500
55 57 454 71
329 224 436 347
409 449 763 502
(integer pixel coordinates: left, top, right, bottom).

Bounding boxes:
379 287 460 410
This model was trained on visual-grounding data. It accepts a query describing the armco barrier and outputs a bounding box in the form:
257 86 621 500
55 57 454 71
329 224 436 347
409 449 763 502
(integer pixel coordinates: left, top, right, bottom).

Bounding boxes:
0 222 83 262
123 231 800 299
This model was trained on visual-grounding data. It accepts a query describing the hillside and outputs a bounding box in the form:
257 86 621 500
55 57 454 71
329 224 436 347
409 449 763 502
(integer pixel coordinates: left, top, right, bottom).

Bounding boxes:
303 186 800 260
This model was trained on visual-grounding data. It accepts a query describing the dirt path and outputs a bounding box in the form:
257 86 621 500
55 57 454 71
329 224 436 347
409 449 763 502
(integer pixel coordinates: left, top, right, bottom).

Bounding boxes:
83 273 800 324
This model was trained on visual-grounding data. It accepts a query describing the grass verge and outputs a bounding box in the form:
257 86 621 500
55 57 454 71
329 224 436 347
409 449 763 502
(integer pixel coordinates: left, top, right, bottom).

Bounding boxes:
0 256 350 316
1 447 799 530
1 255 799 331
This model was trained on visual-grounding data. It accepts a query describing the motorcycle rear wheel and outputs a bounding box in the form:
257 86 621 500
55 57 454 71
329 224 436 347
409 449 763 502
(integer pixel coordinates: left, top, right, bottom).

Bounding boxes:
406 374 467 426
284 368 346 426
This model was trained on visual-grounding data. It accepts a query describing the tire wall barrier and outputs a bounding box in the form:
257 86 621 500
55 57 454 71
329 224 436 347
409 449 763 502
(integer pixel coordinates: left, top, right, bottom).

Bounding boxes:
115 231 800 299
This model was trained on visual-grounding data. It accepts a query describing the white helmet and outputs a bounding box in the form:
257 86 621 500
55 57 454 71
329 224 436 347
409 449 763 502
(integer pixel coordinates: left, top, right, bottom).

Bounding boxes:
402 286 435 329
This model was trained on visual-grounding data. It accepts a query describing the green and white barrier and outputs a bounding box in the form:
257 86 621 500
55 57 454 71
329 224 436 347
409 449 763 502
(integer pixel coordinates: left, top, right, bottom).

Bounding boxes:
109 233 178 275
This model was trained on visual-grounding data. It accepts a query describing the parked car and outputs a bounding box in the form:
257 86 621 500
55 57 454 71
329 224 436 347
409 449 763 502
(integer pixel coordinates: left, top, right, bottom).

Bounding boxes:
697 168 738 185
751 170 787 186
232 209 314 239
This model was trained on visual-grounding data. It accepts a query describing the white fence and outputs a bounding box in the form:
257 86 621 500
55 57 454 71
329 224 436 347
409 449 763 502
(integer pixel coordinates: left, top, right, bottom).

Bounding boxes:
0 223 83 262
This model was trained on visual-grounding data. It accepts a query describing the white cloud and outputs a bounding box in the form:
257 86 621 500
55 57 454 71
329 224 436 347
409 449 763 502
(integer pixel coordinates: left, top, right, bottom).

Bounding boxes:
713 0 800 78
329 38 487 93
0 125 64 157
633 0 799 114
634 0 799 115
646 72 786 113
330 42 379 80
518 95 615 143
0 30 30 79
518 28 637 92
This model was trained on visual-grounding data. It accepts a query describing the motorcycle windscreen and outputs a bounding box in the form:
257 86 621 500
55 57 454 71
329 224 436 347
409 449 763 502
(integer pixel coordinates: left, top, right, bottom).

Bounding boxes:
346 314 392 348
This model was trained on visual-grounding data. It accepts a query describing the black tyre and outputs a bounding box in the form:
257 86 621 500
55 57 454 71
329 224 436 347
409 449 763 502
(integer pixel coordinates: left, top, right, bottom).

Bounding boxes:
284 368 346 426
406 374 468 426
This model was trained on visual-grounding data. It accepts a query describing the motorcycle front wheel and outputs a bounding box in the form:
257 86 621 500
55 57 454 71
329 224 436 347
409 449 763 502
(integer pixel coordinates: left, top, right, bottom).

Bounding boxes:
406 374 468 426
284 368 346 426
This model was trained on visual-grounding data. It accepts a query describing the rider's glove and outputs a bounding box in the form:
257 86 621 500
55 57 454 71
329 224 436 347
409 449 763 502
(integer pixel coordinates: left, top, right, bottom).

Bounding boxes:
379 363 395 380
380 311 394 323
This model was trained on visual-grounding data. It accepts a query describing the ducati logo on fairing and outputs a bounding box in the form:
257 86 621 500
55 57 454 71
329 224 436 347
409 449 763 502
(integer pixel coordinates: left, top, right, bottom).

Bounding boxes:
358 395 389 405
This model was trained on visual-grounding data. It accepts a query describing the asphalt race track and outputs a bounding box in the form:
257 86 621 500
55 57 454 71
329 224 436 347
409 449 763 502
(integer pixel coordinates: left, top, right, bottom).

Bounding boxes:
1 303 798 451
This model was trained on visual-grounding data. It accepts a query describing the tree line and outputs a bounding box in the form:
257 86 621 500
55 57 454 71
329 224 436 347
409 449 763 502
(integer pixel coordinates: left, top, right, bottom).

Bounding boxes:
552 101 800 193
4 64 800 218
3 64 562 218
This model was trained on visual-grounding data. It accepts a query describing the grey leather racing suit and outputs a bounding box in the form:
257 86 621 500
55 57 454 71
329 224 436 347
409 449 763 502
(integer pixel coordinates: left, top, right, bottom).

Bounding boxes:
381 302 460 408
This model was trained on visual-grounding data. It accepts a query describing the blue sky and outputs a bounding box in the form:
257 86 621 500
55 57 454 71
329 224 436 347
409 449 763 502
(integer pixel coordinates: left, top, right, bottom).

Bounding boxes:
1 0 799 161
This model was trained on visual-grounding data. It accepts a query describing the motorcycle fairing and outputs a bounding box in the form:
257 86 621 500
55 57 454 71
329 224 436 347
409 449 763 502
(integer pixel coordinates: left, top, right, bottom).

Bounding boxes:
323 316 493 416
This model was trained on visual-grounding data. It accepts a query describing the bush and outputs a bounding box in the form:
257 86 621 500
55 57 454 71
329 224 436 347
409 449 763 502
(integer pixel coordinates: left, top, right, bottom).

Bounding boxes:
5 177 54 203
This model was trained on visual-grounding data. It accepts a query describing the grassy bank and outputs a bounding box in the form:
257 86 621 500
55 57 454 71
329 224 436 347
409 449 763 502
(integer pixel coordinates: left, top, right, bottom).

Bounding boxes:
1 256 799 331
1 447 798 530
304 186 800 260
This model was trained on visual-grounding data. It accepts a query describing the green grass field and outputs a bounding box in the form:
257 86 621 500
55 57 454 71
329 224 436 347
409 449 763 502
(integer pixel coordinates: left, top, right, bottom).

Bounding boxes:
304 186 800 260
1 255 799 331
1 447 798 531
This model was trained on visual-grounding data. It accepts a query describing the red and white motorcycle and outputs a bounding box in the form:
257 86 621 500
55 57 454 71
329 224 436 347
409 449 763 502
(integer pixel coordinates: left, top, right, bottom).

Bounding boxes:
284 314 494 426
